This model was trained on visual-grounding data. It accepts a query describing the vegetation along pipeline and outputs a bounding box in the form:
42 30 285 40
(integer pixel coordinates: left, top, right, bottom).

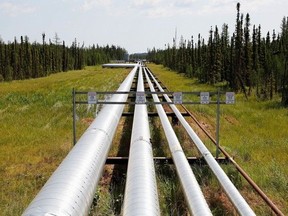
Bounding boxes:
23 65 138 215
22 63 285 215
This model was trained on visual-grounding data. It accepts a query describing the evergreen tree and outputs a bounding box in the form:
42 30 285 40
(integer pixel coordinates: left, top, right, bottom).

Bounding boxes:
280 17 288 105
146 2 287 105
12 38 19 80
0 34 125 81
0 38 4 81
213 25 222 83
221 23 230 82
251 25 259 92
244 13 252 95
24 36 32 78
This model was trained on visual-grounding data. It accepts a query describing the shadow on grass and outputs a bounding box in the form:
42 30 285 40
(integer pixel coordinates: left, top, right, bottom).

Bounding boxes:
263 100 286 110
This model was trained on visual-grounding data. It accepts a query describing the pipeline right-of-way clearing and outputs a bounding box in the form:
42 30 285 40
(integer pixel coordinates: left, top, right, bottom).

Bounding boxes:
23 63 284 216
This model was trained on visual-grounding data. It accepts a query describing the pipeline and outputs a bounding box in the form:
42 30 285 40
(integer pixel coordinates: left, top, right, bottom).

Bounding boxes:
23 65 139 216
179 106 285 216
144 68 213 216
146 68 256 216
102 63 137 68
123 66 160 215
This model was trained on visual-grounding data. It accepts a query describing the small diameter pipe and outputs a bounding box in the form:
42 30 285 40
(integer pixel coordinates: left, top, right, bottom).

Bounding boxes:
181 105 285 216
123 66 160 215
23 65 139 216
146 68 256 216
144 68 212 216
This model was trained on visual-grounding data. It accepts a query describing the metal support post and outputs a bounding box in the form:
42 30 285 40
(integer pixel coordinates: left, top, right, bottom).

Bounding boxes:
216 88 220 158
72 88 76 145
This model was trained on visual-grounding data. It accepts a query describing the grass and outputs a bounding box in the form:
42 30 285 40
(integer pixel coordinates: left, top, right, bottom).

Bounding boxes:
148 63 288 215
0 66 130 215
1 63 287 215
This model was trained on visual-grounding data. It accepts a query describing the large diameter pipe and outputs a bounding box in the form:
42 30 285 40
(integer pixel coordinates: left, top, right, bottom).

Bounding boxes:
123 66 160 215
146 68 256 216
144 68 212 216
23 65 139 216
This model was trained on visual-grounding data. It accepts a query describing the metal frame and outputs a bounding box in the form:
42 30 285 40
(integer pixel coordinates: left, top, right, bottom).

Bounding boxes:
73 90 231 105
72 89 233 156
105 156 230 165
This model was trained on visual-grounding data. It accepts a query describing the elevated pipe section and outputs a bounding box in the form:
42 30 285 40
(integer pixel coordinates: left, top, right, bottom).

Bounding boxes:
23 65 139 216
146 68 256 216
143 68 212 216
123 66 160 215
102 63 137 68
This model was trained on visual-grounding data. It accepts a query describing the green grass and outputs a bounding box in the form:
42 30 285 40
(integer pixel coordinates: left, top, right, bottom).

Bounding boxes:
149 63 288 215
1 64 287 215
0 66 130 215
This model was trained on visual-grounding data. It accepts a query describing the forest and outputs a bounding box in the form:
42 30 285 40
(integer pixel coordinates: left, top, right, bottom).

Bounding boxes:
0 33 127 81
1 3 287 106
147 3 288 106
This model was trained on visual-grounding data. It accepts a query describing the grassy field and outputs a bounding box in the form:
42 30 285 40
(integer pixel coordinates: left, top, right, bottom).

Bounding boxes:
148 64 288 215
0 66 130 215
0 64 287 215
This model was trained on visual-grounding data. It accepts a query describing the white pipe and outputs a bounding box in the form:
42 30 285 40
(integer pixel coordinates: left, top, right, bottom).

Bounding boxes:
22 65 139 216
146 68 256 216
144 68 212 216
102 63 137 68
123 66 160 215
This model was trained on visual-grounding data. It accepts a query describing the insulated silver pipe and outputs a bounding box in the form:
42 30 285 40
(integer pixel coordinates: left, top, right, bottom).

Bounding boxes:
102 63 137 68
144 68 212 216
123 66 160 216
146 68 256 216
23 65 139 216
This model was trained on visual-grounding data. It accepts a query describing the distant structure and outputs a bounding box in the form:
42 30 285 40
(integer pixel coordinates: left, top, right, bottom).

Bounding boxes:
124 52 130 62
129 53 148 63
102 63 137 68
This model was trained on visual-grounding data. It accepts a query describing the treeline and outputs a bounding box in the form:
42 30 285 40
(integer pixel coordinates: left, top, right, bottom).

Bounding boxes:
0 33 127 81
147 3 288 106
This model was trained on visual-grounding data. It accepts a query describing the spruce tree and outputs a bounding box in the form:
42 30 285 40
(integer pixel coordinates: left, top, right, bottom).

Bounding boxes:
221 23 230 82
280 17 288 105
244 13 252 95
213 25 222 83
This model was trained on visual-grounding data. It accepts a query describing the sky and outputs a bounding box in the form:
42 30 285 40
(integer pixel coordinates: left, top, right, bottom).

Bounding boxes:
0 0 287 54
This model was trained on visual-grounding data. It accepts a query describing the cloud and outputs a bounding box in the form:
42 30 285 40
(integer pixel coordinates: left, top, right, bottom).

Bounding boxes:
128 0 199 18
239 0 274 11
80 0 112 11
0 2 36 16
188 0 264 16
127 0 276 19
79 0 281 19
200 0 275 15
80 0 198 18
130 0 162 8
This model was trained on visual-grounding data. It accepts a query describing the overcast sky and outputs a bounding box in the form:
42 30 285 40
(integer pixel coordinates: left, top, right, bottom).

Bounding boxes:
0 0 287 53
